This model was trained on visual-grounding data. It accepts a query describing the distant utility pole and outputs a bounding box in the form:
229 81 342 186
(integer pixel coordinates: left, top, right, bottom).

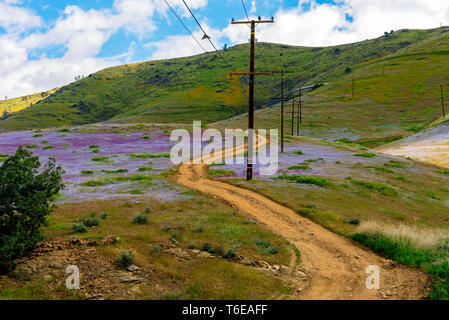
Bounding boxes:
352 75 355 99
441 84 446 117
287 89 300 136
230 18 274 181
291 92 296 136
298 88 303 136
270 70 292 153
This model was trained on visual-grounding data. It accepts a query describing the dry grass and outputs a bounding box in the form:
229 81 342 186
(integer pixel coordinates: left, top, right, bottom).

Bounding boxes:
357 221 449 249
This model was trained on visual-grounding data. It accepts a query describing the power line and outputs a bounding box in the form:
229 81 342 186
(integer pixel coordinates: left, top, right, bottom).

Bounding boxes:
163 0 207 53
181 0 223 57
240 0 250 22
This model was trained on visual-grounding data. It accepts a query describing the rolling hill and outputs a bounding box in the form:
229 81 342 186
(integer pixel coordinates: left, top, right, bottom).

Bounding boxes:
0 89 57 120
217 27 449 147
1 27 447 133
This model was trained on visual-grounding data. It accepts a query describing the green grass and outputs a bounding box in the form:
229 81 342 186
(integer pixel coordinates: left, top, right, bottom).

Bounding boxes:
80 174 156 187
354 153 376 158
129 153 170 159
278 174 331 187
349 179 398 196
288 165 310 170
209 169 236 177
353 232 449 300
101 169 129 174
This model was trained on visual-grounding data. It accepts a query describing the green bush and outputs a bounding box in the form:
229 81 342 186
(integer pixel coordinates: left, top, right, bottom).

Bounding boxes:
99 212 109 220
115 250 134 269
202 242 215 254
81 215 101 227
72 223 87 234
132 214 149 225
0 147 64 273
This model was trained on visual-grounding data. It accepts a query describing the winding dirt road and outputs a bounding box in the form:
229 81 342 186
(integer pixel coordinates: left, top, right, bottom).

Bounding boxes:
176 140 430 300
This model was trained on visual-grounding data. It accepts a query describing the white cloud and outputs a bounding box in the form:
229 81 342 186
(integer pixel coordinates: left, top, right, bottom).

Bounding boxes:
2 0 449 99
148 23 222 60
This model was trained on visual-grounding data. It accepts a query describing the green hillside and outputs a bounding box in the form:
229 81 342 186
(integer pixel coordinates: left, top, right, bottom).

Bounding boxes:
0 89 57 120
217 28 449 147
1 27 447 132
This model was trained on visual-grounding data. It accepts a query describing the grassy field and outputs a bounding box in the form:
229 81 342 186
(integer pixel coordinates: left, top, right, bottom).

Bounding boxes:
0 174 294 300
213 136 449 298
1 28 447 132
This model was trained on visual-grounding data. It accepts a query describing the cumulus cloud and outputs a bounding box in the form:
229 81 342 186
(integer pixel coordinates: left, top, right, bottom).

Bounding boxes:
0 0 209 98
2 0 449 99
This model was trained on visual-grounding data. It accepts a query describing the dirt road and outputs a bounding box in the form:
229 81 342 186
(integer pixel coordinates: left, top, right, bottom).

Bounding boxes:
176 141 430 300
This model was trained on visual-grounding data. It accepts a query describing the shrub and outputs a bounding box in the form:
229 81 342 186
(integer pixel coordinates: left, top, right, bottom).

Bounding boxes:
223 248 237 259
132 214 149 225
149 244 162 254
161 225 171 232
187 243 196 250
99 212 109 220
348 218 361 226
293 150 303 155
0 147 64 273
72 223 87 234
193 225 204 233
89 145 100 149
215 245 225 257
137 167 153 172
115 250 134 269
202 242 215 254
144 207 151 214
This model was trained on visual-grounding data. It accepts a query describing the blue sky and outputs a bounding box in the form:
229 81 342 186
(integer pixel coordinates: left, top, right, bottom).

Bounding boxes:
1 0 448 98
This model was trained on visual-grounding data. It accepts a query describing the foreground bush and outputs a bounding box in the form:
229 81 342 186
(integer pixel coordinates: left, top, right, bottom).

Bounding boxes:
0 147 64 273
115 250 135 269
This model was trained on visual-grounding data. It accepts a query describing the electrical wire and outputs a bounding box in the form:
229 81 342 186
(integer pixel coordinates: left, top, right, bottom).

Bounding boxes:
163 0 207 53
181 0 224 57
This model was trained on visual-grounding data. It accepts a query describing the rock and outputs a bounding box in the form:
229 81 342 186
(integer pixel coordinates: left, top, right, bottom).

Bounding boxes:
280 266 289 273
87 240 98 247
118 274 144 284
131 285 142 294
126 265 140 273
386 291 393 297
102 235 119 245
380 292 388 299
198 252 214 258
71 239 83 245
273 265 281 271
43 275 53 282
296 271 307 278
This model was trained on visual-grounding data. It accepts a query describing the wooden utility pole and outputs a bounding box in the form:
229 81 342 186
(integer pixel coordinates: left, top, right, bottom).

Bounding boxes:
297 88 302 136
270 70 292 153
230 18 274 181
441 84 446 117
291 93 295 136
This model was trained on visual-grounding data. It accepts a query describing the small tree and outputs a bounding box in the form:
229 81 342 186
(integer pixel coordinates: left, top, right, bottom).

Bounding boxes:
0 147 64 273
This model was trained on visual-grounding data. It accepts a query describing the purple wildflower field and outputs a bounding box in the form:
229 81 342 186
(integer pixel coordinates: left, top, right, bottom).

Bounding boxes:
209 140 421 182
0 124 198 203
